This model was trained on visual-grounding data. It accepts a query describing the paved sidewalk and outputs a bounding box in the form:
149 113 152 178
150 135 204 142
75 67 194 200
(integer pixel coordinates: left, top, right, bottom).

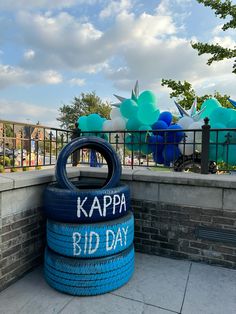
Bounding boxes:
0 253 236 314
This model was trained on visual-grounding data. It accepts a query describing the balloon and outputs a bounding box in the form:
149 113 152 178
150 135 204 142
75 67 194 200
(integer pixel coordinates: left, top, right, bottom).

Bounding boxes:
137 106 160 125
102 120 113 131
227 119 236 141
125 134 140 152
187 121 203 152
162 145 181 163
110 107 122 120
200 98 221 120
153 152 165 164
209 143 224 162
209 107 232 125
159 111 173 126
126 117 142 131
178 133 194 156
152 120 168 136
223 144 236 165
87 113 104 131
177 117 194 129
138 90 157 106
166 124 184 143
148 135 164 154
112 117 126 130
77 116 88 131
210 122 228 144
227 109 236 121
120 99 138 119
138 125 152 154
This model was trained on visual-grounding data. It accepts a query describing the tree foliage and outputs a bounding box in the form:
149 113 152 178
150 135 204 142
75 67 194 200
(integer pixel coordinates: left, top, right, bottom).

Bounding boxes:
57 91 111 130
161 78 231 109
192 0 236 73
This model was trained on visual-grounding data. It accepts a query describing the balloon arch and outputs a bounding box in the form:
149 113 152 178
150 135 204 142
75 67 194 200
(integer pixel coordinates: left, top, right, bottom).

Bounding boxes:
77 82 236 167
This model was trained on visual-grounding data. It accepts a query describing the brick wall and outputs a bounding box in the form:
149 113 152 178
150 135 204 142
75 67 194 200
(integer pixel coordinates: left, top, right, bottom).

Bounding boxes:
0 208 45 290
133 201 236 268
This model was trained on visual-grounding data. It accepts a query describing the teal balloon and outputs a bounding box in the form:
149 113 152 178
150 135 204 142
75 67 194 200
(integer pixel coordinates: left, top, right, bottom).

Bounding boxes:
138 90 157 106
126 117 142 131
209 143 224 162
209 107 232 125
226 119 236 141
210 122 228 144
87 114 104 131
77 116 88 131
223 144 236 165
200 98 221 120
138 125 152 154
125 134 140 152
120 99 138 119
227 109 236 121
137 104 160 125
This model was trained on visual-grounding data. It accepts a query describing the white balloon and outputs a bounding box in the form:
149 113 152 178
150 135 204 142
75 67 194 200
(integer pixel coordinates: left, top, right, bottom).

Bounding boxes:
188 121 203 152
110 107 122 120
177 117 194 129
179 133 194 155
103 120 113 131
112 117 126 130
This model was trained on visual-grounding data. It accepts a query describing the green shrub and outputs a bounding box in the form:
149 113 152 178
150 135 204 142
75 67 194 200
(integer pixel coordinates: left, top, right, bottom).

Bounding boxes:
0 156 11 166
0 165 5 173
10 167 17 172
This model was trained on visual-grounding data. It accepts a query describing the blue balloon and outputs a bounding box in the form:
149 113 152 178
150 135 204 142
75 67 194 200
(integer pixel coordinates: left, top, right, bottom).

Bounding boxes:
162 144 181 163
148 135 164 154
153 151 165 164
152 120 168 136
159 111 173 126
166 124 184 143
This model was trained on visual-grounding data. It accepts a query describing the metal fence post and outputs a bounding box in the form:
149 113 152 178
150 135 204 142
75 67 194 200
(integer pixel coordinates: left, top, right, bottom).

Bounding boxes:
201 117 210 174
71 122 81 166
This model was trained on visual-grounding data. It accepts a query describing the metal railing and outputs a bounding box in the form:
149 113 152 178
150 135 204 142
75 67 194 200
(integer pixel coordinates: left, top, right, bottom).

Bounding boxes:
1 119 236 174
0 120 73 170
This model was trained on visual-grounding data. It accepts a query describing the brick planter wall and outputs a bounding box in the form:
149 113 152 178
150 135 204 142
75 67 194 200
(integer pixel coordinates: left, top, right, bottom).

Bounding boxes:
0 167 236 291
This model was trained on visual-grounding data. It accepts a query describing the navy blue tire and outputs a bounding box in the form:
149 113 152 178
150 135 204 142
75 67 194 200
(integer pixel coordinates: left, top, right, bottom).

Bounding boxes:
47 212 134 258
43 183 130 223
44 244 134 296
56 137 122 191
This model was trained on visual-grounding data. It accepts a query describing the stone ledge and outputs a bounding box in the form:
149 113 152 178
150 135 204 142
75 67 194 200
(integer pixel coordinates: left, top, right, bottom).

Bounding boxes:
0 167 80 191
0 167 236 192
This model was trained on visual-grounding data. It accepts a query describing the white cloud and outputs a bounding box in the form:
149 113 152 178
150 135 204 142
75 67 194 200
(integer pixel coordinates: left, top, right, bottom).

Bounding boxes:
100 0 133 19
0 0 97 11
24 49 35 60
0 64 62 89
0 99 58 125
69 78 85 86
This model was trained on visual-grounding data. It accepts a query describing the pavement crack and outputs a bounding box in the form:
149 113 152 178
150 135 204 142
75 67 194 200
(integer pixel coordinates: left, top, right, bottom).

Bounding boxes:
180 262 192 314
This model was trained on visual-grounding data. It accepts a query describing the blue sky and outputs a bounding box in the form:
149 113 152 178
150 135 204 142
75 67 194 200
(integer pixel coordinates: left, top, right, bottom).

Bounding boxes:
0 0 235 127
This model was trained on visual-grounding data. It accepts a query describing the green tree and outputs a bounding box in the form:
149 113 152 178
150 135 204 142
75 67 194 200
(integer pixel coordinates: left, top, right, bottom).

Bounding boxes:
192 0 236 74
161 78 231 109
57 91 111 129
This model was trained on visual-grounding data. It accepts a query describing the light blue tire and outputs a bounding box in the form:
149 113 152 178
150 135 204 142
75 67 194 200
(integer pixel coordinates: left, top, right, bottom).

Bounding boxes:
47 212 134 258
44 244 135 296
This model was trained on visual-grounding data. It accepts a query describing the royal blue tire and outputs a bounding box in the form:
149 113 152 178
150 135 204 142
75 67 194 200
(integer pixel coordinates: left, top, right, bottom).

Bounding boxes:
56 137 122 191
43 183 130 223
44 244 134 296
47 212 134 258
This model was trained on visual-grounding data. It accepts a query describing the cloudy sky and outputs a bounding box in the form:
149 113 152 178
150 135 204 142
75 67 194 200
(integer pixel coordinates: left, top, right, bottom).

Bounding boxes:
0 0 235 127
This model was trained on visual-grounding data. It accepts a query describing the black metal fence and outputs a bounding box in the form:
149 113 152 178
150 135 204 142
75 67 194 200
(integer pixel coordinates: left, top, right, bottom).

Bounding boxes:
1 119 236 174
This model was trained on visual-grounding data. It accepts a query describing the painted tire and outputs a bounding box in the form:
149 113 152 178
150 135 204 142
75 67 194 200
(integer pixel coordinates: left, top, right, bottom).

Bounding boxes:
55 137 122 191
43 183 130 223
44 244 135 296
47 212 134 258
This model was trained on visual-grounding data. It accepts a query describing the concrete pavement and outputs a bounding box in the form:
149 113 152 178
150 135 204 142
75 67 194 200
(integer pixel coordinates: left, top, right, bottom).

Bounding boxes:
0 253 235 314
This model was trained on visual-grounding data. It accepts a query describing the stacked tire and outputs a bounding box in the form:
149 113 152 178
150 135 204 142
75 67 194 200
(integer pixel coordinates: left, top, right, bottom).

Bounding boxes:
43 137 135 296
